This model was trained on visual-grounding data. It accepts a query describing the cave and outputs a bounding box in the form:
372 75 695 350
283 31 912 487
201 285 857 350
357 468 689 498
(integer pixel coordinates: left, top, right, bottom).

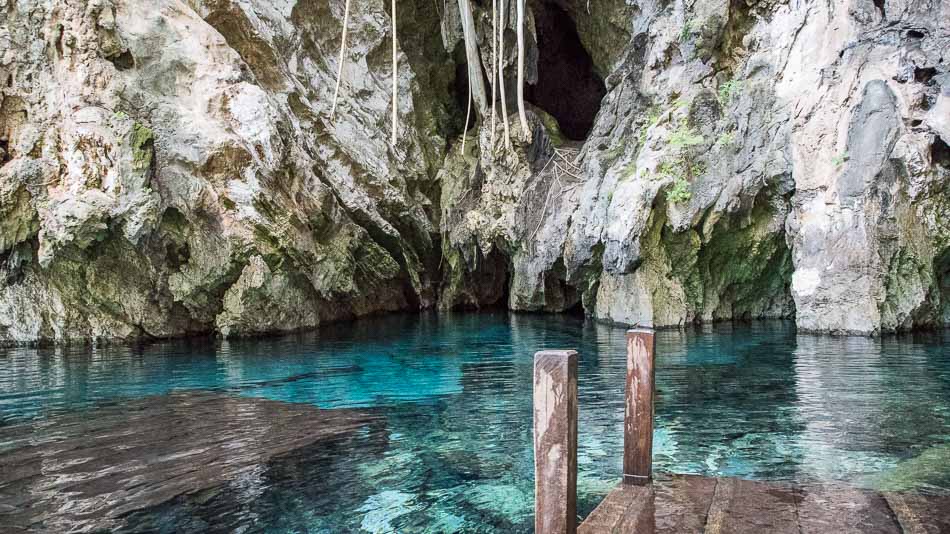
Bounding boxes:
524 1 605 140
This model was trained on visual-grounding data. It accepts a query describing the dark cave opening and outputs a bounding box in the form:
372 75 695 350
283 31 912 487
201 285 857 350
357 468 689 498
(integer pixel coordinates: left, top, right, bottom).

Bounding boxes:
450 44 479 137
108 50 136 71
933 136 950 169
524 1 605 140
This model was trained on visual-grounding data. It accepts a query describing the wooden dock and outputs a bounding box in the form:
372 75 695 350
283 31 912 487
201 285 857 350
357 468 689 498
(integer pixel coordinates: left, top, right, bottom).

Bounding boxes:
533 329 950 534
579 474 950 534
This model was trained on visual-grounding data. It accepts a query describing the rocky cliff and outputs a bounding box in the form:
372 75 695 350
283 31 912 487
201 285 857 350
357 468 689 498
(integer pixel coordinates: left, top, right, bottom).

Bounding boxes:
0 0 947 344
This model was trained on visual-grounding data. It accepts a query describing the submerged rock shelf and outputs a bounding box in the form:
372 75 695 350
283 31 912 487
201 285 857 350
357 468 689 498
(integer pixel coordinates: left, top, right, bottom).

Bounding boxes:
0 391 380 532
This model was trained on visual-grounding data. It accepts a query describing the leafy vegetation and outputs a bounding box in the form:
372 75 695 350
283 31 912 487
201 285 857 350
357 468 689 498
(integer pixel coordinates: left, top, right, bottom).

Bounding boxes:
718 79 744 106
658 122 705 204
666 177 692 204
680 20 694 42
668 123 704 149
833 152 850 167
717 131 736 147
638 106 662 146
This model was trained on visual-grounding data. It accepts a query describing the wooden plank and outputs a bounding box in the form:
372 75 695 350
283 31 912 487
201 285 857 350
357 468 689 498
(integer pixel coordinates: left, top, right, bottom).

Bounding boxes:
797 483 900 533
579 475 715 534
534 350 579 534
578 484 653 534
884 492 950 534
623 328 655 486
703 478 800 534
653 474 717 533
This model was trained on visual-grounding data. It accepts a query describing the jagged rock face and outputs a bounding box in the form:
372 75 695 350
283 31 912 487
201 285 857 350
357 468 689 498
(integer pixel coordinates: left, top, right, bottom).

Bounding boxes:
0 0 948 343
439 0 950 335
0 0 455 343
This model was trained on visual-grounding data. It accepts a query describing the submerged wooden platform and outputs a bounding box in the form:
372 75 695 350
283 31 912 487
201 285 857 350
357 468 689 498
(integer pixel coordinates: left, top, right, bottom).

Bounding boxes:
578 474 950 534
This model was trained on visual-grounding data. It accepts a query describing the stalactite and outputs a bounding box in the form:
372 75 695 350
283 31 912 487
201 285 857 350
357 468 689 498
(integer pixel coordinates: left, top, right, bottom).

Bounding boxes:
330 0 352 121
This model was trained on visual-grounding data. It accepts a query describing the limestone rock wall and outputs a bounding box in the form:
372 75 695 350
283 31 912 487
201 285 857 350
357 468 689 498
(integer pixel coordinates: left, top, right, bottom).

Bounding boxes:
1 0 948 343
0 0 454 343
439 0 950 335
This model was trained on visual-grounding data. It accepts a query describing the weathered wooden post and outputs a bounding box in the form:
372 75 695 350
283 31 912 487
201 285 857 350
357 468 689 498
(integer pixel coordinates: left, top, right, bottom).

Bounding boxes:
623 328 655 486
534 350 578 534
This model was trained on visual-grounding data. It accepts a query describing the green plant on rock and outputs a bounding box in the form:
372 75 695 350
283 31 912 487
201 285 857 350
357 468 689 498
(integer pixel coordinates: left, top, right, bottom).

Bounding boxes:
717 79 744 106
638 106 663 146
717 130 736 147
654 119 705 205
622 161 638 181
131 122 154 172
833 152 850 167
667 177 692 204
680 19 694 42
668 123 705 149
604 142 625 162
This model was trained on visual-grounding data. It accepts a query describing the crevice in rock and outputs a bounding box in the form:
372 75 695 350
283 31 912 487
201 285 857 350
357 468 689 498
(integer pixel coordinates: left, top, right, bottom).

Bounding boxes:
108 50 135 71
914 66 937 86
935 249 950 323
932 136 950 169
524 0 605 140
450 43 478 136
0 139 9 166
873 0 885 17
714 0 757 72
0 96 27 163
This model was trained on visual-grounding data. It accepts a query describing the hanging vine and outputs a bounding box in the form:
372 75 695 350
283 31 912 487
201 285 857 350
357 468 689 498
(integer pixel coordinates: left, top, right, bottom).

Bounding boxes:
330 0 352 120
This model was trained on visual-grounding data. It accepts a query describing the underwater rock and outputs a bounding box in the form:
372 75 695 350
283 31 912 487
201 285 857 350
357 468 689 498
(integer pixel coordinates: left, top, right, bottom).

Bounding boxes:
0 391 379 532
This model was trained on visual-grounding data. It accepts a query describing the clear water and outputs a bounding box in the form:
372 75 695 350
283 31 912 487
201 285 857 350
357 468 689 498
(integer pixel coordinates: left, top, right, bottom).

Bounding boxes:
2 313 950 532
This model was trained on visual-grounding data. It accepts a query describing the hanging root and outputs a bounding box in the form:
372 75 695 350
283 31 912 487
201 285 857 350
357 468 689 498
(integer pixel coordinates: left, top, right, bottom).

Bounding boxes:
330 0 352 121
462 61 472 154
529 148 583 240
498 0 512 149
490 0 497 147
515 0 530 137
391 0 398 146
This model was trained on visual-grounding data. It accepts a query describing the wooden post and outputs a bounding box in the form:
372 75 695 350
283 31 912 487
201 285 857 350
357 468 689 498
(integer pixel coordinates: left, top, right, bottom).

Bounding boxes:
534 350 578 534
624 328 655 486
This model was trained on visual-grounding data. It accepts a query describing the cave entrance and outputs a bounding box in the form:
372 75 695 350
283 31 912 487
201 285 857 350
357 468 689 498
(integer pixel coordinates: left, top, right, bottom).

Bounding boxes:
525 1 605 140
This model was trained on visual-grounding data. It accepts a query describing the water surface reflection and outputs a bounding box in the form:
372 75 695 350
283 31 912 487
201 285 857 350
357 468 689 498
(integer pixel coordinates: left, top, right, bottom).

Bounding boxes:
1 314 948 532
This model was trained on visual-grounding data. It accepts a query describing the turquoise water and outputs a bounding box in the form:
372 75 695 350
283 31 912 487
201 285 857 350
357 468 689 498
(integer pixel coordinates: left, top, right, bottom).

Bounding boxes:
2 313 950 532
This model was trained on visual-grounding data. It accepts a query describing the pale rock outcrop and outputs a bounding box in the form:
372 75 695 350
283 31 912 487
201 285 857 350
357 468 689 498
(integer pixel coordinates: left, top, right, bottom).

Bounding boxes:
0 0 452 343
